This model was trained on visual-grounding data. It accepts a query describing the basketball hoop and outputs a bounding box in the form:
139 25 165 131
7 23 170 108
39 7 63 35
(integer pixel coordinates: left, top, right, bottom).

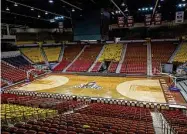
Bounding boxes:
26 69 38 81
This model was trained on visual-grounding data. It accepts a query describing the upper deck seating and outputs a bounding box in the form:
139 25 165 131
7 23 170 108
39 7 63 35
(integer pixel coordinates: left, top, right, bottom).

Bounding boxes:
173 42 187 63
53 45 83 71
20 47 44 63
67 45 102 72
43 47 61 62
162 110 187 134
2 55 44 75
120 43 147 74
151 42 176 74
1 62 27 83
98 44 123 62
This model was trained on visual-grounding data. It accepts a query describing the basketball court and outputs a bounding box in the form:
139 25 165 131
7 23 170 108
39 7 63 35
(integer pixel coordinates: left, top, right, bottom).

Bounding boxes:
12 74 168 103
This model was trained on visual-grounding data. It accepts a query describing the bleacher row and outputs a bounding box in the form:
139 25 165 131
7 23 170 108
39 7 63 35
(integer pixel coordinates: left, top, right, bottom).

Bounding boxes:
1 93 154 134
162 110 187 134
66 45 102 72
121 43 147 74
19 42 186 74
1 93 84 113
1 55 44 87
2 92 187 134
177 80 187 102
1 41 187 88
151 42 177 74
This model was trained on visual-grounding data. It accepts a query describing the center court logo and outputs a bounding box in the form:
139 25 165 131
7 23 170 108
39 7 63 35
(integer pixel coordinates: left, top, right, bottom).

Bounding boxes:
74 82 102 90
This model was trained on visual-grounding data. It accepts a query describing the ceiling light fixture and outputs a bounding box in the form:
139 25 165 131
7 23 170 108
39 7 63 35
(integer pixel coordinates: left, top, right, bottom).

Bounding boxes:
54 16 64 20
49 0 54 3
150 7 153 10
138 8 141 11
45 12 48 15
31 8 34 11
72 8 75 12
14 3 18 6
121 2 125 6
182 0 185 1
6 7 10 11
124 8 128 12
38 15 41 18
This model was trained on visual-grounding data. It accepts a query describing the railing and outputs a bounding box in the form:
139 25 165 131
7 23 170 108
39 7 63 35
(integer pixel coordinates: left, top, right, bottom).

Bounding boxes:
3 89 187 112
154 108 174 134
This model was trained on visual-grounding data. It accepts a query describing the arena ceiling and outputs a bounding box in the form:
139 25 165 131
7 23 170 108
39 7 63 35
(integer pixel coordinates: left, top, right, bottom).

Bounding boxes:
1 0 186 28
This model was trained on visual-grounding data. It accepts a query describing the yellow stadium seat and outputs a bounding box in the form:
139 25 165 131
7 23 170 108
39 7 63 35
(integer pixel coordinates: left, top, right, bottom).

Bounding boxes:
43 47 61 62
98 44 123 62
1 104 58 124
20 47 44 63
173 43 187 63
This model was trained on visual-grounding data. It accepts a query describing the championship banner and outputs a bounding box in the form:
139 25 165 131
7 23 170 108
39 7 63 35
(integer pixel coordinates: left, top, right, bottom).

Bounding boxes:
58 22 64 33
145 14 151 26
175 11 184 23
127 16 134 27
154 13 162 25
118 17 125 28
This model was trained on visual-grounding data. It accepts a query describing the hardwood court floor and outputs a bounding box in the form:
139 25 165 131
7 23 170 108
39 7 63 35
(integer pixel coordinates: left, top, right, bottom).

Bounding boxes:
13 74 168 103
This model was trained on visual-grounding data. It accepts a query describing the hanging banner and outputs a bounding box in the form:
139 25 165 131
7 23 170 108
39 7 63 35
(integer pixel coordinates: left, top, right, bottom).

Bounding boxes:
58 22 64 33
118 17 125 28
154 13 162 25
175 11 184 23
127 16 134 27
145 14 152 26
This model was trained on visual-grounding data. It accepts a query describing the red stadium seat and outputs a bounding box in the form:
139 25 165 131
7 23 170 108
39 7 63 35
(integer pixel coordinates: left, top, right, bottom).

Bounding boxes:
66 45 102 72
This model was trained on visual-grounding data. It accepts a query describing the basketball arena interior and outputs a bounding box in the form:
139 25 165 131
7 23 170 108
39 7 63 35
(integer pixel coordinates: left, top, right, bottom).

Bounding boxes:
1 0 187 134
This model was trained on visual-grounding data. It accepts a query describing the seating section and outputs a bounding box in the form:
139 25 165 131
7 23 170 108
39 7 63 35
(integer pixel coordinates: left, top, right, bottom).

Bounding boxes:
1 93 32 103
121 43 147 74
76 103 152 121
2 55 44 75
91 62 102 72
67 45 102 72
1 104 58 124
3 55 30 67
2 103 155 134
43 47 61 62
162 110 187 134
20 47 44 63
177 80 187 102
2 113 154 134
173 42 187 63
151 42 176 74
108 62 119 73
98 44 123 62
53 45 83 71
91 44 122 72
1 93 84 113
1 80 7 88
1 62 27 83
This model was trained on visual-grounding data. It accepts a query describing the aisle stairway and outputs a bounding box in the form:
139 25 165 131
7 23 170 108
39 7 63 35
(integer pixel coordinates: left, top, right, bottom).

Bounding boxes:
88 45 105 72
147 42 152 76
116 44 127 73
120 42 147 74
63 45 88 72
